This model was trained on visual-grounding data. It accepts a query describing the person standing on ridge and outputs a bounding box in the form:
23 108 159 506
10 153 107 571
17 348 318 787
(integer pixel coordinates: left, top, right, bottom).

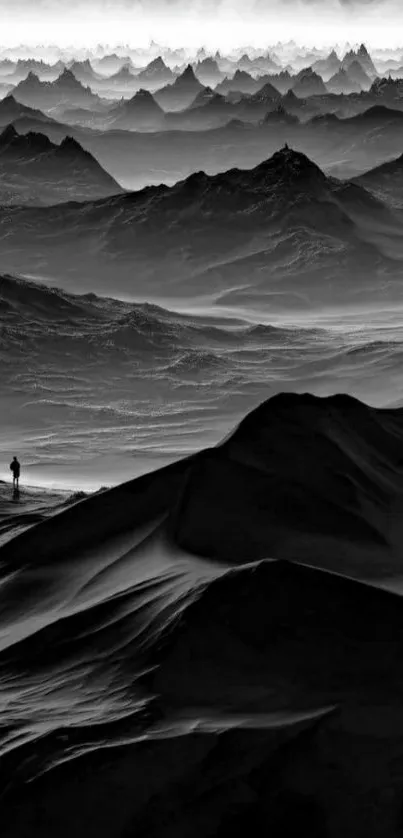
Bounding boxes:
10 456 21 491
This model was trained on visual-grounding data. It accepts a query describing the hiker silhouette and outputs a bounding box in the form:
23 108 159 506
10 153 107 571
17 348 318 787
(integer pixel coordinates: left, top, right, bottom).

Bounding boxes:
10 456 21 494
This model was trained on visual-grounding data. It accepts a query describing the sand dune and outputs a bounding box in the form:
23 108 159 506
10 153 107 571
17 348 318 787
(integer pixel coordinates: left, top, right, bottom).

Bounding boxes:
0 481 72 546
2 393 403 836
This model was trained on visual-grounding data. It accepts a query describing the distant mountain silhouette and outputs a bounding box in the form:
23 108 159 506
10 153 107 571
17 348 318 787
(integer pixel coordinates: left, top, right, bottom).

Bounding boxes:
188 87 225 109
68 59 101 86
165 88 237 129
292 68 328 98
0 58 17 76
228 82 283 122
327 68 361 95
347 60 372 91
342 43 377 78
236 50 279 74
154 64 205 111
245 80 282 104
0 94 53 127
354 151 403 200
3 58 63 84
8 93 403 192
93 65 139 95
92 54 131 77
216 70 262 95
0 124 123 204
343 104 403 125
370 76 403 101
13 69 102 110
136 57 175 89
107 89 165 129
280 89 312 116
312 49 341 81
262 103 299 126
263 70 294 95
0 122 53 153
193 57 223 85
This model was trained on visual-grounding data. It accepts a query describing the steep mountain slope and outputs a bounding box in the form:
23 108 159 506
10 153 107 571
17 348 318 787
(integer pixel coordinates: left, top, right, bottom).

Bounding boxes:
0 125 123 204
0 147 400 308
194 57 223 85
216 70 262 95
327 68 361 95
292 68 328 97
92 53 131 76
369 76 403 105
342 43 377 77
154 65 206 110
13 69 103 111
106 89 165 130
90 64 139 97
0 94 53 127
68 59 101 86
236 81 282 119
263 69 294 94
347 59 372 91
135 57 175 89
312 49 341 81
164 88 237 130
354 152 403 203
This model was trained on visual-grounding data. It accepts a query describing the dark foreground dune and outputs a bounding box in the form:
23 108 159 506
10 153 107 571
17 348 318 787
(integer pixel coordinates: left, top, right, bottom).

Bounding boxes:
0 481 81 546
2 392 403 837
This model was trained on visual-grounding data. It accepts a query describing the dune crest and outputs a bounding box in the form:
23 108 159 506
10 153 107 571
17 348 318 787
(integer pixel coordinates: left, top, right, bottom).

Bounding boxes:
2 394 403 836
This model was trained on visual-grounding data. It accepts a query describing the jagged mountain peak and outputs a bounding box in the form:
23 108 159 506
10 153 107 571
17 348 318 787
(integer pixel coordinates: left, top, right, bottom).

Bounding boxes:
190 86 221 107
58 135 87 155
0 123 53 155
56 68 84 87
181 64 197 81
147 56 167 69
124 89 163 112
0 123 18 143
2 94 17 106
173 147 329 203
258 146 327 182
132 88 156 100
21 129 54 152
249 81 281 102
24 71 40 84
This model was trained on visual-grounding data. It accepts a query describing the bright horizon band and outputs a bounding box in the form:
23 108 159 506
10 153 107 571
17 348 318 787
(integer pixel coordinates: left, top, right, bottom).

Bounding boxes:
0 0 402 50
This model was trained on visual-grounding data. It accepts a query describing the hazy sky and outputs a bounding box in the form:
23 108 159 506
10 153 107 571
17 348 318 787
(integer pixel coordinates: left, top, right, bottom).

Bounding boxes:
1 0 401 49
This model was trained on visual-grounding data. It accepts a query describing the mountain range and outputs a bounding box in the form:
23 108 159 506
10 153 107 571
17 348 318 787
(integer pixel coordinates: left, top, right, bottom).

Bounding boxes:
4 50 403 145
0 147 401 310
0 124 123 204
13 69 104 111
135 57 175 89
2 42 403 838
153 65 205 110
106 89 165 130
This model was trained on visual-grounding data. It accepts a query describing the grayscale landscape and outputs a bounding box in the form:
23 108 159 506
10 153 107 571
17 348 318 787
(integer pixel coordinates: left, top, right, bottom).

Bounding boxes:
2 0 403 834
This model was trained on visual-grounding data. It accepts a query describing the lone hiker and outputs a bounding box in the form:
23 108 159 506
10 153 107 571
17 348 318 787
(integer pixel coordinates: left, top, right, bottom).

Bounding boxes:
10 456 21 491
